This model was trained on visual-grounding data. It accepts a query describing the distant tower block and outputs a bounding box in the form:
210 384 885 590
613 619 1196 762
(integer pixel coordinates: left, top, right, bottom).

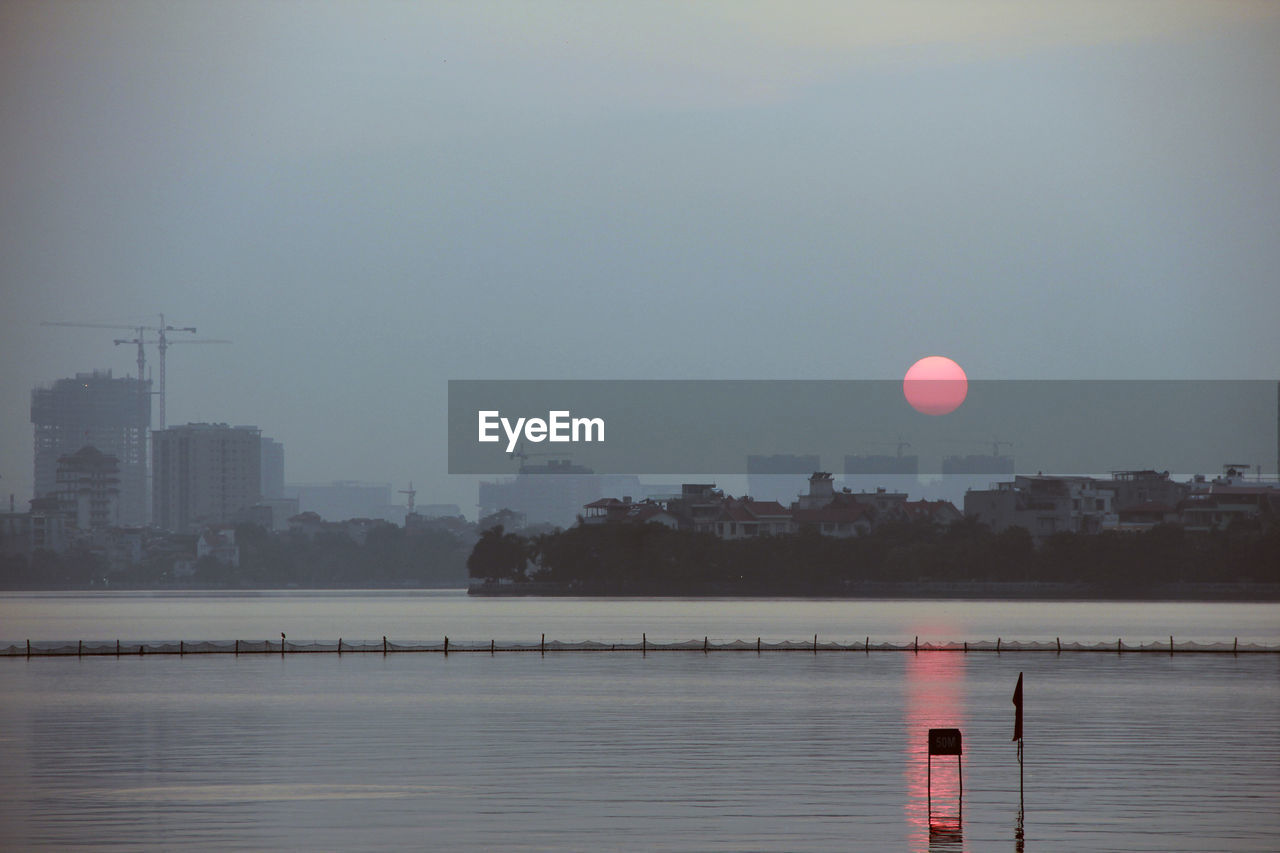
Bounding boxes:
32 370 151 526
153 423 262 532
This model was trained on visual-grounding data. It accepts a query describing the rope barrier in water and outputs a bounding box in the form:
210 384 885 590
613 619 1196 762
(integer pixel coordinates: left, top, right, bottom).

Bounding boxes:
3 636 1277 657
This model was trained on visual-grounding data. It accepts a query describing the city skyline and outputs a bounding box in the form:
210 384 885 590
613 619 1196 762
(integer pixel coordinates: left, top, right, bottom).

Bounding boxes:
4 2 1280 516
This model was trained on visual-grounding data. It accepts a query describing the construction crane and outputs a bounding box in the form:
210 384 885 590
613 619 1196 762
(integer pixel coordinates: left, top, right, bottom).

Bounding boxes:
41 314 226 430
112 333 230 429
399 482 417 515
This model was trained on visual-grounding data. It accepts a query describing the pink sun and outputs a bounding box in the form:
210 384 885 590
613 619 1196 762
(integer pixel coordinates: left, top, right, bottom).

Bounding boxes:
903 356 968 416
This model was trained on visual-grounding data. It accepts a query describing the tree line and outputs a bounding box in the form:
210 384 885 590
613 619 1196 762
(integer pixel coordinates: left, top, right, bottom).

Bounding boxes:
468 518 1280 594
0 523 470 589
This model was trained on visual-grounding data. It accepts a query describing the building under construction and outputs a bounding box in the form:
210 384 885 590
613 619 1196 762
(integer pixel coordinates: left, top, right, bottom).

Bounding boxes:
31 370 151 526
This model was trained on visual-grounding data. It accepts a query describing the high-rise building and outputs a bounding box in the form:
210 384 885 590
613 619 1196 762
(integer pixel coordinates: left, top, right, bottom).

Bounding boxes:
152 423 261 532
260 436 285 499
56 445 121 530
31 370 151 525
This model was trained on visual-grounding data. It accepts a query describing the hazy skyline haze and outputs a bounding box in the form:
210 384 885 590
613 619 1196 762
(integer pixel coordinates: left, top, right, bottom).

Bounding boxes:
3 1 1278 511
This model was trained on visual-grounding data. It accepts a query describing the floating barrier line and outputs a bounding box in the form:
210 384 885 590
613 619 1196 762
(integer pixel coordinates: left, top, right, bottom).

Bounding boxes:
3 637 1277 657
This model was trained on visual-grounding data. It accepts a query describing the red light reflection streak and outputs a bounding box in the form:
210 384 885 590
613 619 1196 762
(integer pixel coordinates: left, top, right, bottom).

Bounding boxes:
904 647 967 851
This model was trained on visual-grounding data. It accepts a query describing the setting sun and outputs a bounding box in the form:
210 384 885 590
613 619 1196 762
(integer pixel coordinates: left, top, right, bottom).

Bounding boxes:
903 356 968 415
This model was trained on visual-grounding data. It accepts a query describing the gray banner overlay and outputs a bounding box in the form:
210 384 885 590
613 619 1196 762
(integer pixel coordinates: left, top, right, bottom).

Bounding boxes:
449 380 1277 477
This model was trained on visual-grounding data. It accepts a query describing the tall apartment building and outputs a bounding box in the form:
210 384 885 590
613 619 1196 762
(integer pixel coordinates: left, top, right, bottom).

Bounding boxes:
152 423 261 532
31 370 151 525
56 445 121 529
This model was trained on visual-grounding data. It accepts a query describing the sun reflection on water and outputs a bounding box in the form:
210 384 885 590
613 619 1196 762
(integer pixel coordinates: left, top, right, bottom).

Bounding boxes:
903 648 967 852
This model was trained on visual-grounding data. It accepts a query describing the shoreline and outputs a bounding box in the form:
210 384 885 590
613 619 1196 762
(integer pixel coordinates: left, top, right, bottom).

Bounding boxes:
2 581 1277 602
467 580 1280 601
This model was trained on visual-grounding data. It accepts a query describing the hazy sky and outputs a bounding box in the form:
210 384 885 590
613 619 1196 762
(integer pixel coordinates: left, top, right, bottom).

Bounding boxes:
3 1 1279 513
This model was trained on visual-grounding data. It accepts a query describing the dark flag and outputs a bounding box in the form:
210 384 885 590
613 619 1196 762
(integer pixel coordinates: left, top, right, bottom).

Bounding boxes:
1012 672 1024 742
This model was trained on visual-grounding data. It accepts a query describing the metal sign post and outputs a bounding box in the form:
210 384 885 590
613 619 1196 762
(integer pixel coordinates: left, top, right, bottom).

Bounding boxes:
927 727 963 814
1013 671 1025 849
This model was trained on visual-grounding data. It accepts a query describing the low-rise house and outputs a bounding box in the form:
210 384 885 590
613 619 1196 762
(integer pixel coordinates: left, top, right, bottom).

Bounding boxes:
901 499 963 527
1114 501 1180 532
1179 485 1279 532
964 481 1070 539
583 497 689 530
582 497 632 525
197 526 240 568
850 487 910 519
793 472 838 511
0 497 73 556
100 526 145 572
965 475 1113 539
1098 470 1189 512
580 474 955 540
792 501 872 538
627 503 681 529
713 498 792 539
667 484 725 534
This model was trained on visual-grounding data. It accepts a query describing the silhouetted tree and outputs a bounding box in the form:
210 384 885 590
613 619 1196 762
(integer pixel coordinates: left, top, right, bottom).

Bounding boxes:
467 525 530 581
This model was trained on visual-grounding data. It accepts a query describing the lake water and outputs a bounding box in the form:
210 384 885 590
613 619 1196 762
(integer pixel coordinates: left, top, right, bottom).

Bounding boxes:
1 592 1277 851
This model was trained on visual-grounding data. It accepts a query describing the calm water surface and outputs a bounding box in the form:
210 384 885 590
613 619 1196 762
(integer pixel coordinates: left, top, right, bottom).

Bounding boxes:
2 589 1277 645
1 593 1277 851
